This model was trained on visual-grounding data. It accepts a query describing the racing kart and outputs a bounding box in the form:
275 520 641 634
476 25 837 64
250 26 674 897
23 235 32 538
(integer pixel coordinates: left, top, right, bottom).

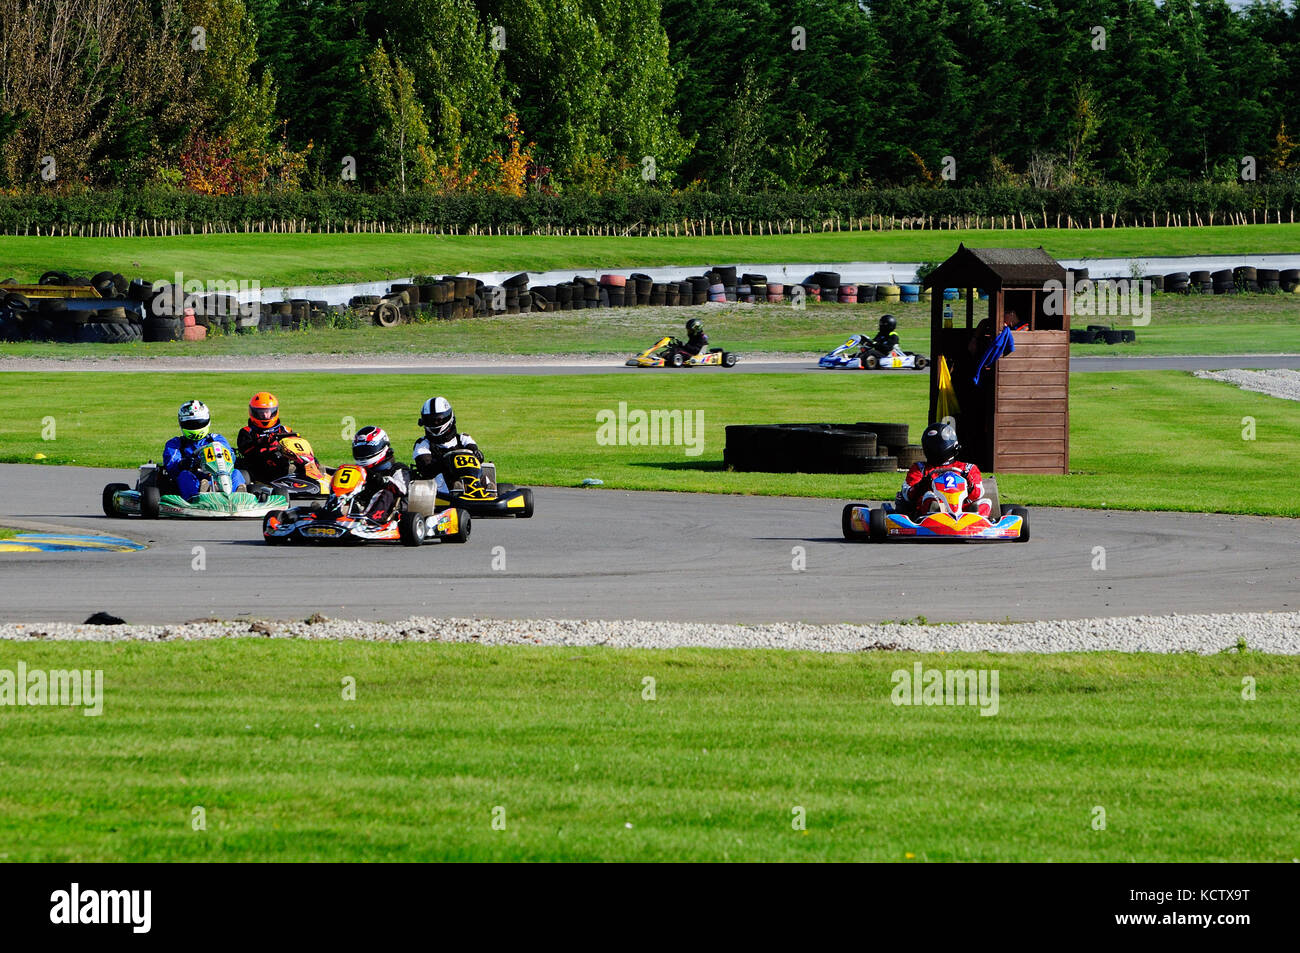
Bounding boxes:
246 434 333 501
263 465 470 546
410 450 534 519
841 471 1028 542
819 335 927 370
103 441 288 519
625 335 737 368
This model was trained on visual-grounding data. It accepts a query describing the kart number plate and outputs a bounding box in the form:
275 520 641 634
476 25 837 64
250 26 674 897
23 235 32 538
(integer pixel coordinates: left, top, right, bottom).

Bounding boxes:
304 526 339 537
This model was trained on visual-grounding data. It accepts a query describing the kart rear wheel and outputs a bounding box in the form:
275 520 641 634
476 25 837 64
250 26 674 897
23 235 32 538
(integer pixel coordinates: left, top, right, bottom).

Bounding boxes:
399 511 427 547
863 354 879 369
914 355 928 370
516 488 535 518
140 485 160 519
263 510 288 545
722 351 737 367
102 483 128 517
868 507 888 542
669 352 685 368
841 503 867 541
444 508 472 543
1004 505 1030 542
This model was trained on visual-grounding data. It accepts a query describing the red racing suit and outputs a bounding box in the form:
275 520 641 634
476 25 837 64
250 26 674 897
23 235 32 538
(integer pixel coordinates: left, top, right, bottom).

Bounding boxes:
895 461 993 518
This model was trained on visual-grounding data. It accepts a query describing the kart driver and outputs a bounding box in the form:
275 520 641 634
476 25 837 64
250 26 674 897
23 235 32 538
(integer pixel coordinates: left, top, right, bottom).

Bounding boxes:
678 318 709 357
162 400 246 498
412 396 481 485
864 314 900 360
351 426 410 522
895 420 992 518
236 391 303 483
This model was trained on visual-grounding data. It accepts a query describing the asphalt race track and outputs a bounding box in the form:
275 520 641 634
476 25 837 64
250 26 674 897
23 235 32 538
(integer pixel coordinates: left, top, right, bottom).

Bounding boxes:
1 464 1294 626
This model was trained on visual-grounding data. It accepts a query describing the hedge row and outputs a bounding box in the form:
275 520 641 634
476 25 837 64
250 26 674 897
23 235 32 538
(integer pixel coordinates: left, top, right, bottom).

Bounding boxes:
3 183 1298 235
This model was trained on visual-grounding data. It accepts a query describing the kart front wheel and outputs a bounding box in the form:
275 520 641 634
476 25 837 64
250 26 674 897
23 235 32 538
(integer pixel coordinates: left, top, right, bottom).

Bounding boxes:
669 352 685 368
869 508 888 542
263 510 288 545
842 503 867 541
722 351 737 367
863 354 879 370
1004 505 1030 542
399 511 426 547
140 485 160 519
102 483 128 517
516 488 535 519
445 509 472 543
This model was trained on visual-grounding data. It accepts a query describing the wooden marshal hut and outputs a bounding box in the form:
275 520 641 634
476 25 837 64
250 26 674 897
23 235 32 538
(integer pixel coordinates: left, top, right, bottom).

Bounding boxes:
921 245 1069 474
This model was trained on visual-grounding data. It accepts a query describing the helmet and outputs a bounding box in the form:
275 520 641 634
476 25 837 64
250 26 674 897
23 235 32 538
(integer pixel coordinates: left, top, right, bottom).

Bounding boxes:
418 396 456 440
248 391 279 430
178 400 211 440
921 421 960 467
686 318 704 336
352 425 393 469
878 314 897 334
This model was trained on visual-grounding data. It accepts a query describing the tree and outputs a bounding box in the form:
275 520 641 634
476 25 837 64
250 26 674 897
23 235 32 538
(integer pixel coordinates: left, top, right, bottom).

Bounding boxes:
361 43 433 193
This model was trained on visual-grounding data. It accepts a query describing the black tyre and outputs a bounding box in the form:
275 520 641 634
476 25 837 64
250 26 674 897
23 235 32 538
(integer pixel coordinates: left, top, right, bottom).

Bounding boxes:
1004 504 1030 542
868 507 888 541
670 351 685 367
102 482 128 517
374 302 402 327
516 488 535 518
895 445 926 469
722 351 737 367
856 422 909 446
445 508 472 543
398 511 426 547
39 270 70 285
914 355 928 370
140 485 160 519
263 510 289 545
143 317 182 342
842 503 866 541
863 353 879 369
77 321 141 344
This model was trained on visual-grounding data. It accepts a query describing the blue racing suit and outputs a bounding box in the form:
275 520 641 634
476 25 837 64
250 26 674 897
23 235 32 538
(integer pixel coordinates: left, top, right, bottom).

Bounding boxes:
162 433 243 499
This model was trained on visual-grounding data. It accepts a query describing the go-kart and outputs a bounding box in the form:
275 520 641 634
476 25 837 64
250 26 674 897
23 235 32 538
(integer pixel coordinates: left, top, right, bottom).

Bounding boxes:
842 470 1028 542
820 336 927 370
247 434 333 501
410 450 534 518
263 465 470 546
103 442 288 519
625 336 737 368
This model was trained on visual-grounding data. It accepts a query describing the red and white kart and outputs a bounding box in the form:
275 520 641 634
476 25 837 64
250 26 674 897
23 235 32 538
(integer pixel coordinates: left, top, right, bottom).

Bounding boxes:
842 470 1028 542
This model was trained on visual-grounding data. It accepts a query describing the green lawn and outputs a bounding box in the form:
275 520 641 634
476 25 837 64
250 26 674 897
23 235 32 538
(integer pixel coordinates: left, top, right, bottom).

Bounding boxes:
2 292 1297 360
1 224 1297 286
1 368 1295 516
0 641 1293 862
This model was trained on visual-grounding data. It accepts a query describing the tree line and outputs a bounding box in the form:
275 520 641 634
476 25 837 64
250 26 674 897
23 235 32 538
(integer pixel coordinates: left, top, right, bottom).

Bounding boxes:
0 0 1295 197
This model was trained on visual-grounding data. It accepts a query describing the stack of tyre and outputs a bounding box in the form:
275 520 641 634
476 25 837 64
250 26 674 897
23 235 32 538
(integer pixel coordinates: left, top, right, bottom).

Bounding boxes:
1069 325 1137 344
724 422 923 474
0 270 148 344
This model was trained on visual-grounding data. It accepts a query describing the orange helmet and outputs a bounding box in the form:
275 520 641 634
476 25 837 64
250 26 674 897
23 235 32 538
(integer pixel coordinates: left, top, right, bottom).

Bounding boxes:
249 392 279 430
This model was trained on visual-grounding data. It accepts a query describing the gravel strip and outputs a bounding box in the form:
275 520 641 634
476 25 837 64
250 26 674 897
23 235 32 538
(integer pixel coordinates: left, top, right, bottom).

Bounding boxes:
1194 368 1300 402
2 612 1296 654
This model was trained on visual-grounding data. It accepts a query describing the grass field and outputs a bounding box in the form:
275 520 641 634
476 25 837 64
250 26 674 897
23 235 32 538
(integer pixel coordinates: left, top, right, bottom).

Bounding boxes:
2 293 1297 360
0 368 1294 516
0 641 1293 862
1 224 1297 286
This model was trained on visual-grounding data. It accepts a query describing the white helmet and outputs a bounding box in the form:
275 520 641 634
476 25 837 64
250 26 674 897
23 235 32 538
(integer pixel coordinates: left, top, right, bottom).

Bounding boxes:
419 396 456 440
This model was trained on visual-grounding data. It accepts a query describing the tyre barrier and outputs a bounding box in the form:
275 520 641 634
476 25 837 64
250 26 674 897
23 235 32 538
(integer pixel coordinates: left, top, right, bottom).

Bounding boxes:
725 422 908 474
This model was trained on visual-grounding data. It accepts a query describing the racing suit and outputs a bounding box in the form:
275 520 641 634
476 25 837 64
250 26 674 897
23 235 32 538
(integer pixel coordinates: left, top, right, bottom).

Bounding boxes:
866 329 900 359
895 461 992 518
412 431 481 488
678 330 709 357
356 460 411 522
236 423 300 484
162 433 240 499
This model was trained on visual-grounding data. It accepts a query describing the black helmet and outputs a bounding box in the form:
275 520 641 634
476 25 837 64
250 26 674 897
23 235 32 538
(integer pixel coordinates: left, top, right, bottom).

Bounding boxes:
879 314 897 334
419 396 456 440
686 318 704 336
921 421 960 466
352 425 393 469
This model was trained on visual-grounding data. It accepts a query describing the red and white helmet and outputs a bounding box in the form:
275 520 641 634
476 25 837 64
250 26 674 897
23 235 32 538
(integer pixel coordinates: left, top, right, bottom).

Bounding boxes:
351 425 392 468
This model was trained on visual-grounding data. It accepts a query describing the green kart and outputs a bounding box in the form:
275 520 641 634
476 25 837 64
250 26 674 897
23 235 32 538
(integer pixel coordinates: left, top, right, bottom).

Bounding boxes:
103 442 288 519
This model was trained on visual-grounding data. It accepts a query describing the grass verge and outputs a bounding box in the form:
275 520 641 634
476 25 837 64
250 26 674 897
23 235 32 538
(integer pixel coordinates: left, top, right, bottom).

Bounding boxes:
0 369 1295 516
0 225 1296 286
1 294 1297 360
0 641 1293 862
